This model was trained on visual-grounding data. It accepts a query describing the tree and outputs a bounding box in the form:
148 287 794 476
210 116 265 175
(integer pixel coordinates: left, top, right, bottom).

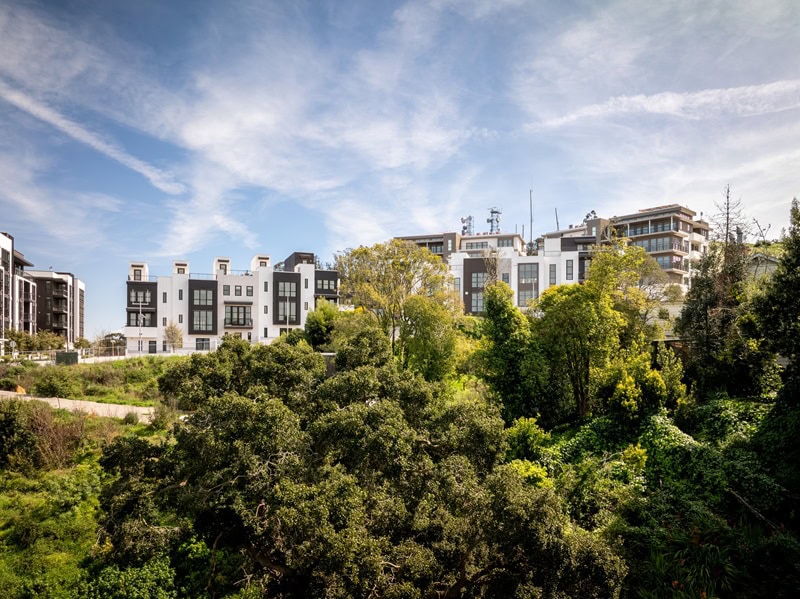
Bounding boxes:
586 238 667 344
532 284 623 418
400 294 457 381
756 198 800 400
304 298 337 350
163 322 183 353
479 282 544 422
335 239 449 352
74 337 91 350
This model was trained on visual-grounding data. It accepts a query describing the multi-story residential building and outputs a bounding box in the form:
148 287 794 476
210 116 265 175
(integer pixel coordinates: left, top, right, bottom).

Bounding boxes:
27 270 86 345
124 252 338 354
398 227 584 315
1 232 38 342
399 204 710 315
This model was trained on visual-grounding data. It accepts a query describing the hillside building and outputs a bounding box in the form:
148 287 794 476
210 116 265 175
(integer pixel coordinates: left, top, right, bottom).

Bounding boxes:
124 252 338 354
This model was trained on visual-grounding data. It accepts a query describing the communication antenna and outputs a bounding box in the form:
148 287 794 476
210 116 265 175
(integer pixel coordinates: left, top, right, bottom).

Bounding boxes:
487 207 501 234
460 215 474 236
555 208 560 230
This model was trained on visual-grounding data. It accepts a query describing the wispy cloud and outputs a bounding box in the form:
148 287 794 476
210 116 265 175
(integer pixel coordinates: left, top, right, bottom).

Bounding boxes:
0 79 185 194
533 80 800 128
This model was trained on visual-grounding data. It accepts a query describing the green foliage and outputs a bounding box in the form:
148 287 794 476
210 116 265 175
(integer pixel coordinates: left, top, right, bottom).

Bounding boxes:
304 298 338 350
400 295 457 381
330 311 392 371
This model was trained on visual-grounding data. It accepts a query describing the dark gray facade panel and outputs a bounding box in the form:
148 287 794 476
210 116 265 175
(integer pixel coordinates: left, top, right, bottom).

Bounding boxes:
272 271 301 326
188 279 217 335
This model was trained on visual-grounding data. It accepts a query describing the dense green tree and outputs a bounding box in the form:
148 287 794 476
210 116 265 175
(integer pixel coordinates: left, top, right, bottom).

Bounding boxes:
532 284 624 418
756 198 800 396
303 298 338 350
401 294 457 382
335 239 450 352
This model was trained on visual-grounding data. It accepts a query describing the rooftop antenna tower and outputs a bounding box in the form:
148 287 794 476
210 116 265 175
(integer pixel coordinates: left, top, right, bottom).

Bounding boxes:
527 190 536 255
487 207 501 234
460 215 474 236
555 207 560 230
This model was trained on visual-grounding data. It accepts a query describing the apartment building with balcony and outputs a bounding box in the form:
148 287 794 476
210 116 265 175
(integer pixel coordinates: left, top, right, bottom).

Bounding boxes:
124 252 338 354
28 270 86 345
398 204 709 315
1 232 38 341
398 227 584 315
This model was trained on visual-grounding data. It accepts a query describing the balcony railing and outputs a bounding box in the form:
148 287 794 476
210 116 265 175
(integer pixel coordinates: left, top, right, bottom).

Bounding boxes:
224 318 253 327
127 275 158 282
53 288 68 298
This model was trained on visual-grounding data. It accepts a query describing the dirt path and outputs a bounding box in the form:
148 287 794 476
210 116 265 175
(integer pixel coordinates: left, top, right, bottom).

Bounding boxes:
0 390 154 423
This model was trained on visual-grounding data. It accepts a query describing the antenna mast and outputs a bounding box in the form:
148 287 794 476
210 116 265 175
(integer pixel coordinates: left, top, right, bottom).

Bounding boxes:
487 207 501 234
555 208 560 230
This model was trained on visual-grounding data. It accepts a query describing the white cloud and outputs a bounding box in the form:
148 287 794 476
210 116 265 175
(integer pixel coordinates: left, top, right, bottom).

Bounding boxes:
0 79 186 194
534 80 800 128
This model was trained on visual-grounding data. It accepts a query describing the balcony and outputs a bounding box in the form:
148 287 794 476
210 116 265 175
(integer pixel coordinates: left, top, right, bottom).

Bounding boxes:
53 302 68 313
224 318 253 327
53 288 68 298
53 320 68 329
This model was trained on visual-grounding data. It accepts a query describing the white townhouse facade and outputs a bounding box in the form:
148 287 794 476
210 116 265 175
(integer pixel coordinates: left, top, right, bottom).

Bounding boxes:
124 252 338 354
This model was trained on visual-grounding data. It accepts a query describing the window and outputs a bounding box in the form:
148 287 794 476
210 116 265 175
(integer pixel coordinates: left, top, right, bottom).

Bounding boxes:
498 238 513 247
519 263 538 284
162 317 167 326
454 277 460 292
278 301 297 321
304 302 308 310
264 328 269 337
304 279 308 289
501 273 510 284
246 286 253 297
278 281 297 297
162 340 167 352
148 340 157 354
225 305 252 326
162 292 167 303
566 260 574 281
471 292 484 313
133 269 142 281
235 285 242 296
549 264 557 285
193 289 213 305
260 261 267 267
264 305 269 314
465 241 489 250
196 338 210 351
264 281 269 292
316 279 336 291
220 264 227 274
177 267 185 274
128 312 153 327
178 289 183 301
223 285 230 296
129 289 151 304
193 310 213 331
471 272 487 288
178 314 183 324
519 289 535 307
447 239 453 251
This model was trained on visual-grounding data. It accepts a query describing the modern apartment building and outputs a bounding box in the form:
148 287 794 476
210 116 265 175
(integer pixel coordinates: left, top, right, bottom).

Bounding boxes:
398 228 585 315
124 252 338 354
398 204 710 314
27 270 86 345
1 232 38 341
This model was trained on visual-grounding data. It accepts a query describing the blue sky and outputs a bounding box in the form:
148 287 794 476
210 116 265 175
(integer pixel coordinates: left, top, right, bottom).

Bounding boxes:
1 0 798 336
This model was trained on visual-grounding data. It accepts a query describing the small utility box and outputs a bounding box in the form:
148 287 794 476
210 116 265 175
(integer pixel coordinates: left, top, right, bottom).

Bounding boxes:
55 351 79 366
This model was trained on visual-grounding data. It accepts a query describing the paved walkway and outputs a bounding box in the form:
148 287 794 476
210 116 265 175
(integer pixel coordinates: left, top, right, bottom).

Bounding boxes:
0 390 154 423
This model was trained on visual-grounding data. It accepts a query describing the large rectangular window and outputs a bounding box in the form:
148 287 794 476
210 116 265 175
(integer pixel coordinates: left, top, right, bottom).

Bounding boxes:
518 290 535 307
471 292 484 313
278 302 297 321
193 289 213 306
549 264 557 285
129 289 151 304
128 312 153 326
278 281 297 297
519 263 538 284
498 238 513 247
471 272 487 288
196 338 210 351
316 279 336 290
225 305 252 326
566 260 574 281
193 310 213 331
